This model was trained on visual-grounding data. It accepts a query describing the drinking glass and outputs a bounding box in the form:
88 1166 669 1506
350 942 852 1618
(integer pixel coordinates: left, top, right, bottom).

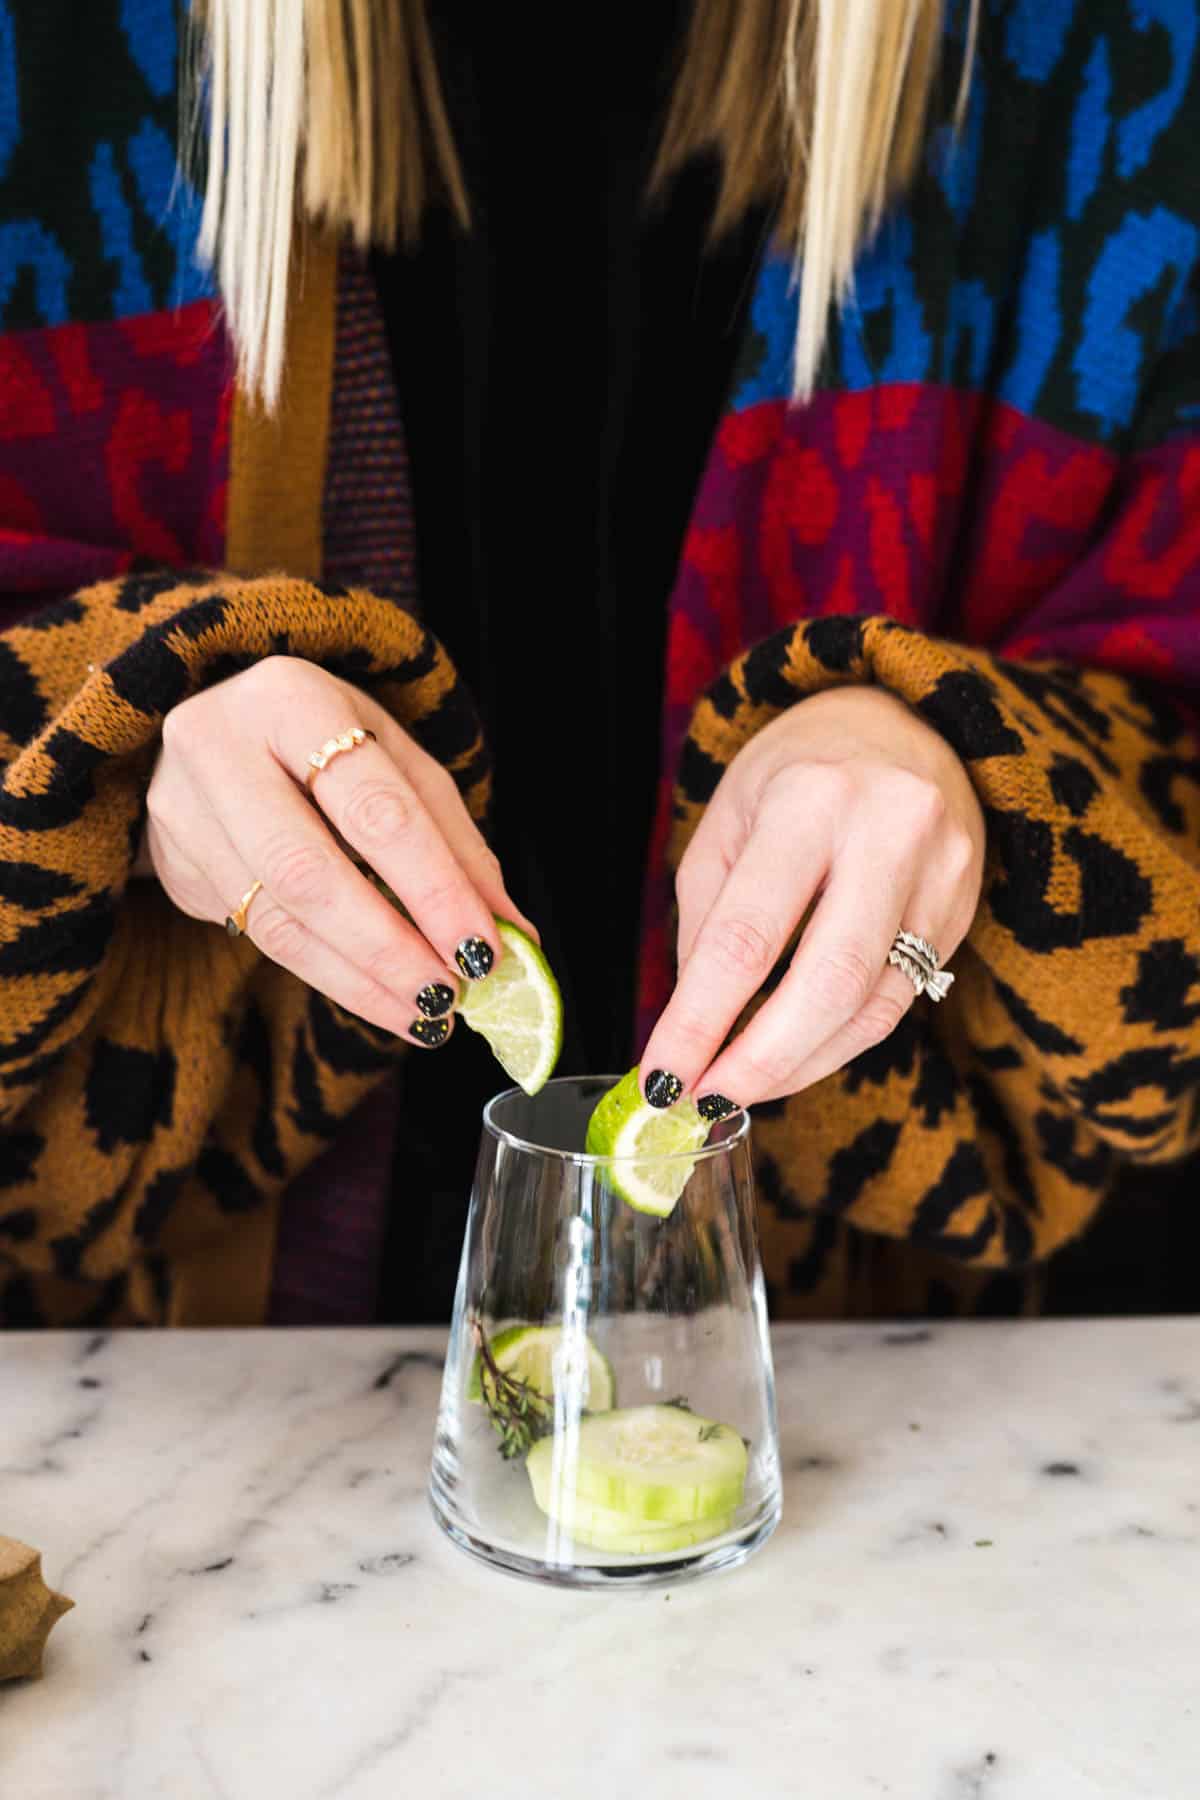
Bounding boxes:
429 1075 782 1588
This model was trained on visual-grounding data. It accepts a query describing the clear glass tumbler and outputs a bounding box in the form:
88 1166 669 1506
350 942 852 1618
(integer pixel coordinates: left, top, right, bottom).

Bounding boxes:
429 1075 782 1588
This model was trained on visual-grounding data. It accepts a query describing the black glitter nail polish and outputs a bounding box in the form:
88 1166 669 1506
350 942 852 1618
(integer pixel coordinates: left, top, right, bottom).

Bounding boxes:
455 937 494 981
410 1017 451 1047
697 1094 739 1124
644 1069 683 1109
416 982 456 1019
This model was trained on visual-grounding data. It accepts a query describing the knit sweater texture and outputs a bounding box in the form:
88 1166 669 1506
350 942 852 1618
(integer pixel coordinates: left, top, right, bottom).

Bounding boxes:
1 0 1198 1324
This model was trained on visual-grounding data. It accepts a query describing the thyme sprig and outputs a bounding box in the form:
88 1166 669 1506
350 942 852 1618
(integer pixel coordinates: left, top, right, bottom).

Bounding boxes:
470 1314 553 1461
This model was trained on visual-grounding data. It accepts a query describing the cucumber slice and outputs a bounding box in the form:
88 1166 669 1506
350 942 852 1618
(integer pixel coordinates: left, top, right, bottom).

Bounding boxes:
526 1404 747 1525
537 1490 736 1556
568 1510 735 1555
527 1440 737 1552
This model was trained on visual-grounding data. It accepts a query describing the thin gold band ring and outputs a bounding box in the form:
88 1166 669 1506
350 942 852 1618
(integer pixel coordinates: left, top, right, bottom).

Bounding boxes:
304 726 377 795
224 879 263 939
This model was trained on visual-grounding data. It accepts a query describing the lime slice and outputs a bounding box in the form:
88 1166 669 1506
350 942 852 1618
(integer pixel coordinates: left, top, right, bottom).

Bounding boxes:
457 920 563 1095
584 1066 708 1217
467 1323 616 1413
526 1403 747 1525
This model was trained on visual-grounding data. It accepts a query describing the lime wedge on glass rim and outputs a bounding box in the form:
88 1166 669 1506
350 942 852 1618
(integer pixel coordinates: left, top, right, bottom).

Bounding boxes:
467 1323 616 1412
456 920 563 1096
584 1066 709 1218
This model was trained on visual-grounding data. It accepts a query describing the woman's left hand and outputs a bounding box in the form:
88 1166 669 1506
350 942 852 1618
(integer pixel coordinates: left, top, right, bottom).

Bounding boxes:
640 685 986 1112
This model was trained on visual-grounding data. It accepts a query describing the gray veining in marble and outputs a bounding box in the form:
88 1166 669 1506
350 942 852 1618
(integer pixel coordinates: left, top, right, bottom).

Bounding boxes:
1 1321 1197 1798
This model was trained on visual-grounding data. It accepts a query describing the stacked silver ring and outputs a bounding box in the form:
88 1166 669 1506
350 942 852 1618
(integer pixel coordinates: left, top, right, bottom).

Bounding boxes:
888 929 954 1002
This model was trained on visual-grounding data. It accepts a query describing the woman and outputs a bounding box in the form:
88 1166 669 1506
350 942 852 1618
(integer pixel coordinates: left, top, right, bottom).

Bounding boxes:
0 0 1197 1326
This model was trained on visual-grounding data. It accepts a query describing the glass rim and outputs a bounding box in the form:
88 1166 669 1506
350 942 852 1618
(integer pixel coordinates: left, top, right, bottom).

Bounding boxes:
482 1073 751 1166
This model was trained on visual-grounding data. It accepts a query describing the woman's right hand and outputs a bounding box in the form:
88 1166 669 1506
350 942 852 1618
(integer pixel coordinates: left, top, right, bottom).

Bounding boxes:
143 655 535 1047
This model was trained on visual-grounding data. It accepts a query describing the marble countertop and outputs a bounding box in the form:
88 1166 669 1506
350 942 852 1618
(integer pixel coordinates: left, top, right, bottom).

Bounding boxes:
2 1320 1197 1799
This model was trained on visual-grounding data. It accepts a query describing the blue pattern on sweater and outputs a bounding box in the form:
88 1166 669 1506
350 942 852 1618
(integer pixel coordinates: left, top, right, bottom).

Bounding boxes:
1066 42 1111 222
0 4 16 183
0 0 214 328
1118 1 1197 177
731 0 1199 447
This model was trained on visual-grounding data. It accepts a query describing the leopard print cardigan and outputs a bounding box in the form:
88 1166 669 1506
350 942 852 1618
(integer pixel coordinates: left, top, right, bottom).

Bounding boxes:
672 615 1200 1317
1 585 1197 1324
0 574 487 1327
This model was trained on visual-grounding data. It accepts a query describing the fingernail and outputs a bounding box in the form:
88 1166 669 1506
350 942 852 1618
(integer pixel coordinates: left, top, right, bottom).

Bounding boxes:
455 937 494 981
644 1069 683 1109
410 1017 451 1048
697 1094 739 1123
416 982 456 1019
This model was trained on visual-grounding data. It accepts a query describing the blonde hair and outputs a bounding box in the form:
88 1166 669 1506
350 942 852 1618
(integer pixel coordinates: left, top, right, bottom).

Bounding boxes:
189 0 466 411
655 0 979 397
191 0 975 410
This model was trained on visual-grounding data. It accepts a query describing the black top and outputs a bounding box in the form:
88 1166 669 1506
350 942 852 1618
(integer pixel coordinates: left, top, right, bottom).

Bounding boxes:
371 7 766 1320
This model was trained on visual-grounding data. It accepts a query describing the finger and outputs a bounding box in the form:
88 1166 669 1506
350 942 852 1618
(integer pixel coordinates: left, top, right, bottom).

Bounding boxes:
697 835 912 1109
245 889 458 1048
277 715 501 984
154 760 455 1042
639 822 825 1109
733 965 917 1107
360 701 539 943
740 848 972 1105
144 763 230 920
704 895 966 1106
145 817 223 920
178 800 457 1048
190 746 467 1028
673 799 739 972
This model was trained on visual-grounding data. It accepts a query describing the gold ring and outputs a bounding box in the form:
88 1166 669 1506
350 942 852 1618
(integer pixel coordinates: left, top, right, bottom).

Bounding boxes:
224 879 263 938
304 726 377 794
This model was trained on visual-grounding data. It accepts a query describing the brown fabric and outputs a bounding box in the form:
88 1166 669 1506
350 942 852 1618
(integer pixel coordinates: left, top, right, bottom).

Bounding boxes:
674 616 1200 1318
226 235 338 582
0 574 488 1327
266 245 421 1326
